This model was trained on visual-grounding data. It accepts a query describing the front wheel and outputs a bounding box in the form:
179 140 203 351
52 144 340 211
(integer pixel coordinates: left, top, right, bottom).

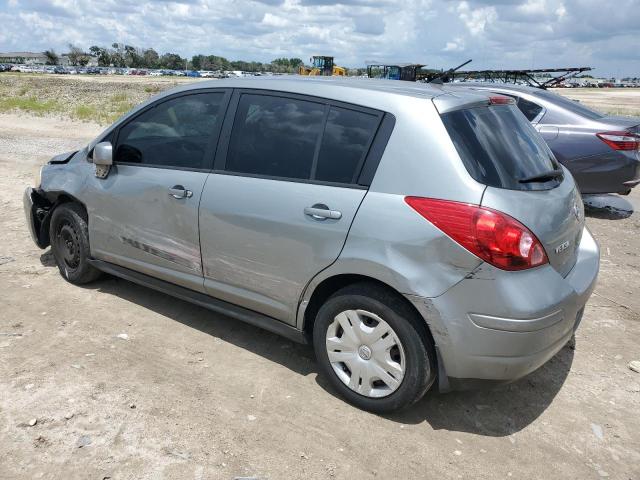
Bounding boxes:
49 203 102 285
313 283 436 413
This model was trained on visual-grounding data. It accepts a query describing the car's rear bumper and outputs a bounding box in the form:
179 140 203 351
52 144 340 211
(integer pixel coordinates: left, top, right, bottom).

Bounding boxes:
571 150 640 194
406 226 599 391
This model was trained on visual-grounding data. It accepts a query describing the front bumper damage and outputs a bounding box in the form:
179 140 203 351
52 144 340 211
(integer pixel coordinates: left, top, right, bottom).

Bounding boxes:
23 187 52 249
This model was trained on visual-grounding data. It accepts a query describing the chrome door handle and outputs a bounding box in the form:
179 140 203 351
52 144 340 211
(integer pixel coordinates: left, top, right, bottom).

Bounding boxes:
304 204 342 220
168 185 193 199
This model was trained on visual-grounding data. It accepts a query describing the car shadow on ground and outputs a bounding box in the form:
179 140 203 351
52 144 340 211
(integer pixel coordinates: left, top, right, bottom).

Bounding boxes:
583 194 634 220
40 254 574 436
86 274 318 377
385 344 574 435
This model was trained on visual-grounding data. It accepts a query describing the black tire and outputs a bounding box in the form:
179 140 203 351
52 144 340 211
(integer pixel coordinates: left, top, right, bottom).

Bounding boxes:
313 282 436 413
49 202 102 285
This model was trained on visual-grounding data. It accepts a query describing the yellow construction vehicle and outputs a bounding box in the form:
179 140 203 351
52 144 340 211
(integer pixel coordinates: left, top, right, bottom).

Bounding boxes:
298 56 346 76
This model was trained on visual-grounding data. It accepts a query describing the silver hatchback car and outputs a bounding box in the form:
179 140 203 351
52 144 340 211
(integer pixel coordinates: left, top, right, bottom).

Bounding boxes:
24 78 599 412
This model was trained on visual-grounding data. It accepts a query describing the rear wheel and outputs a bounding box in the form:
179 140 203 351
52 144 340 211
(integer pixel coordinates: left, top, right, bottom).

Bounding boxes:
49 203 101 285
313 283 436 413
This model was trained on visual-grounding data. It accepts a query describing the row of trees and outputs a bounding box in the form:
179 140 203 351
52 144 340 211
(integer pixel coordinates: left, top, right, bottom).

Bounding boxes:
44 43 306 72
191 55 303 73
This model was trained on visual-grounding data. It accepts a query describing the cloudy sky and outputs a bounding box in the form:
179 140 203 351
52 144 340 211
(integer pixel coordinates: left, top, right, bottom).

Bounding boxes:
1 0 638 76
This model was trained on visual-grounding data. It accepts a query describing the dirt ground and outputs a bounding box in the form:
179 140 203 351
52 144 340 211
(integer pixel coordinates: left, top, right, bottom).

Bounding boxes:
556 88 640 117
1 91 639 479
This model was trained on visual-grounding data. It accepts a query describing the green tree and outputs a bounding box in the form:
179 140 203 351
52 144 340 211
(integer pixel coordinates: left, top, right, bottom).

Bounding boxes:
143 48 159 68
124 45 143 68
43 49 59 65
89 46 111 67
110 43 126 67
159 53 185 70
191 54 204 70
67 44 88 66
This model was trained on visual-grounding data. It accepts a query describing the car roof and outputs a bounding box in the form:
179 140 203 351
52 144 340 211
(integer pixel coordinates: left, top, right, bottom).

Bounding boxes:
175 76 451 100
153 76 493 113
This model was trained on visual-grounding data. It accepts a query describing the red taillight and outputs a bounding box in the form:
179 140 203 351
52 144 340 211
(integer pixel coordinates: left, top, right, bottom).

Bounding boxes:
596 131 640 151
489 95 515 105
405 197 548 271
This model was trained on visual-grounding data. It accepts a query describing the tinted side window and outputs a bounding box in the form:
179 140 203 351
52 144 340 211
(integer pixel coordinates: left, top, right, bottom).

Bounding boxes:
226 94 325 179
115 92 225 169
315 107 378 184
517 97 544 122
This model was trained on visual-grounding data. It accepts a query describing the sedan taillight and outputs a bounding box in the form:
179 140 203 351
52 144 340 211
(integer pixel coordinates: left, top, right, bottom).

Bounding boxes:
405 197 548 271
596 131 640 151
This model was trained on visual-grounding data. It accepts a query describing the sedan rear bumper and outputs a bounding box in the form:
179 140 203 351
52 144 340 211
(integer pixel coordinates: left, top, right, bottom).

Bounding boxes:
571 150 640 195
407 227 599 391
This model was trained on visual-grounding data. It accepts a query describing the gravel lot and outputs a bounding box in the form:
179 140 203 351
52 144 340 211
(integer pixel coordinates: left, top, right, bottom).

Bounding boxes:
1 84 640 479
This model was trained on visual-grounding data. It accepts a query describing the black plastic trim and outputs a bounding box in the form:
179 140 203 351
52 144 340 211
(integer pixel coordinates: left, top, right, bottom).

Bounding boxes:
88 259 308 344
357 113 396 186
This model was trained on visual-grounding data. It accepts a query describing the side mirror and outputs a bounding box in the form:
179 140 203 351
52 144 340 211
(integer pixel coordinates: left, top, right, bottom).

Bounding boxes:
94 142 113 166
93 142 113 179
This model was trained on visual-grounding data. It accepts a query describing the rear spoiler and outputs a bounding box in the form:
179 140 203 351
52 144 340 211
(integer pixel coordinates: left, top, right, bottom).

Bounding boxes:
432 90 512 115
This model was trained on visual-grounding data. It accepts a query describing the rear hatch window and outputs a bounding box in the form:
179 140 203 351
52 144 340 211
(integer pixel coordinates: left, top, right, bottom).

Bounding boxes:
441 105 562 190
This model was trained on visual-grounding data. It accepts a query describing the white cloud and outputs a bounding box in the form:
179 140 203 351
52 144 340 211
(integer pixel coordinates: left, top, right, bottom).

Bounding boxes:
443 37 465 52
456 1 497 35
262 12 289 27
517 0 546 16
0 0 637 76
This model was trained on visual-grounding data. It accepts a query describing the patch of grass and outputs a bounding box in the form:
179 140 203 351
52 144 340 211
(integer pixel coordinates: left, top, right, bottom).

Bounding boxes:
110 92 128 102
603 107 640 117
74 104 98 121
112 101 134 116
144 85 161 94
0 96 60 115
18 86 29 96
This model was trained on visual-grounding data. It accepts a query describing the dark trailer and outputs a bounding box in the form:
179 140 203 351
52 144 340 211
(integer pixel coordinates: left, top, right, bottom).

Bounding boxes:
445 66 593 89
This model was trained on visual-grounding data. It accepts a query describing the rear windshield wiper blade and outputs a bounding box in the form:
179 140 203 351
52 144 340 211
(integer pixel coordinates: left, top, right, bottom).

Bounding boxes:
518 168 563 184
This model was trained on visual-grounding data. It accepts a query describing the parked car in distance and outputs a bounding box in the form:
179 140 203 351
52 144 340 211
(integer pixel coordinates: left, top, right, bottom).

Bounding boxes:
444 83 640 195
24 78 599 412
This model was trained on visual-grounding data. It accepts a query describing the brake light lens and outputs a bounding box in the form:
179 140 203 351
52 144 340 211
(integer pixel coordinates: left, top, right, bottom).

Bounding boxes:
596 131 640 151
405 197 548 271
489 95 515 105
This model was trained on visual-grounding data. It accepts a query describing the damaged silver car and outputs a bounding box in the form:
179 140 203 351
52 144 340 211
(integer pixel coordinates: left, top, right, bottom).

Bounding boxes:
24 78 599 412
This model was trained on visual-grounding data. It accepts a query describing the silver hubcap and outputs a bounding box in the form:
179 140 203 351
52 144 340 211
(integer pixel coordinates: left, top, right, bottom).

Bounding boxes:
325 309 406 398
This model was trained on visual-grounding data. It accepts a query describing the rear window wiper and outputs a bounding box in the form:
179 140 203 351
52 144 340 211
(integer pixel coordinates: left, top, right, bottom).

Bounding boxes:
518 168 563 184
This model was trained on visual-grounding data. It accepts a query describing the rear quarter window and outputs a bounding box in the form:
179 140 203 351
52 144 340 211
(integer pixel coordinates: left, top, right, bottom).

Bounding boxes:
517 97 544 122
441 105 561 191
315 107 379 184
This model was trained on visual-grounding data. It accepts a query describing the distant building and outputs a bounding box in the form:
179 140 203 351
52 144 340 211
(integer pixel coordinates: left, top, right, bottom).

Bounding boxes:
0 51 48 64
